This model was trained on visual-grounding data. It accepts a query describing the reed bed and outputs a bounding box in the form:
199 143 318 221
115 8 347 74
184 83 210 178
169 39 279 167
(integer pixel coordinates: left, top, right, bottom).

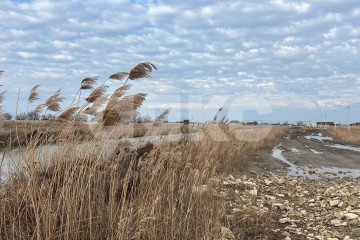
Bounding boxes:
0 64 287 239
325 125 360 145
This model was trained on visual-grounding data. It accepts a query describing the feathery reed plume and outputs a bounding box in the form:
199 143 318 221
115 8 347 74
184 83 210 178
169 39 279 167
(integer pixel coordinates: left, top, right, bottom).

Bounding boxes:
74 113 87 122
0 90 5 111
108 84 131 104
102 93 147 126
28 85 41 103
85 86 108 103
108 72 129 81
84 95 108 116
122 93 147 109
45 90 65 112
153 108 171 126
83 107 97 116
34 104 45 113
129 62 157 80
58 106 79 120
0 90 6 127
81 76 99 90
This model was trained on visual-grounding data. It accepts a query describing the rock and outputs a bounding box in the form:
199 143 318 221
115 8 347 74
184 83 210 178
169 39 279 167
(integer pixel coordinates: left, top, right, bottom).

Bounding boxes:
329 200 340 207
249 189 258 196
273 203 284 210
330 219 347 227
284 237 291 240
343 213 359 220
343 236 351 240
264 179 272 185
324 187 335 195
228 175 235 181
330 219 341 225
279 218 291 224
278 179 285 184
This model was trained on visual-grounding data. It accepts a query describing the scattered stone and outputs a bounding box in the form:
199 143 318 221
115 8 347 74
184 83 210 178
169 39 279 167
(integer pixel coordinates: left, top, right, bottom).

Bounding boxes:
279 218 291 224
329 200 341 207
264 179 272 185
219 173 360 239
343 213 358 220
249 189 258 196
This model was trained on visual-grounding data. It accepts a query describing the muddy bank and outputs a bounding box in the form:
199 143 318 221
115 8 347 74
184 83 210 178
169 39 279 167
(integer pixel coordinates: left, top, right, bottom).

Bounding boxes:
250 128 360 179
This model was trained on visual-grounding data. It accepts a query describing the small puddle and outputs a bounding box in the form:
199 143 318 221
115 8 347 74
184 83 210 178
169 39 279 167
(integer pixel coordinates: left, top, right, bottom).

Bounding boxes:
305 134 333 142
291 148 299 153
272 147 360 179
309 148 322 154
325 144 360 153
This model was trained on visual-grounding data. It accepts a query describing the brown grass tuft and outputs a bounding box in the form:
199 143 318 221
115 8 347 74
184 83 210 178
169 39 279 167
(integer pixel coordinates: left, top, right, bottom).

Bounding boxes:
102 93 147 126
45 90 65 112
129 62 157 80
325 126 360 145
81 76 99 90
34 104 45 113
108 72 129 81
28 85 41 103
85 85 108 103
58 106 79 120
153 108 170 126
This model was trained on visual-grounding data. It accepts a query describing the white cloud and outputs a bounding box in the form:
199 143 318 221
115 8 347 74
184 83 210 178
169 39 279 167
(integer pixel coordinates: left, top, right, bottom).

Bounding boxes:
0 0 358 121
17 51 37 59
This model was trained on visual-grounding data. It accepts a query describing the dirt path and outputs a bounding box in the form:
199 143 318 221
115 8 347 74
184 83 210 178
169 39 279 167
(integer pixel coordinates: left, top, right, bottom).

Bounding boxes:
220 128 360 239
249 127 360 179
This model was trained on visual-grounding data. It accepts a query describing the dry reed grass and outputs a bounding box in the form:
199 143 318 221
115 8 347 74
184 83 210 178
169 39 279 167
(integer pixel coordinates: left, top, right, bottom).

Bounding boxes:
44 90 65 112
325 125 360 145
28 85 41 103
0 62 288 239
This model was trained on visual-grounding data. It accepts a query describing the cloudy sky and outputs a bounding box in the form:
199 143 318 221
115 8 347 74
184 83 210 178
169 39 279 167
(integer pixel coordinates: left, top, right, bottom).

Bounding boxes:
0 0 359 123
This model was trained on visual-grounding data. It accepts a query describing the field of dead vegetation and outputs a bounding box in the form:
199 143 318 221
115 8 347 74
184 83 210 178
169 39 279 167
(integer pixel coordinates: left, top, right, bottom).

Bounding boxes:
325 125 360 146
0 63 289 239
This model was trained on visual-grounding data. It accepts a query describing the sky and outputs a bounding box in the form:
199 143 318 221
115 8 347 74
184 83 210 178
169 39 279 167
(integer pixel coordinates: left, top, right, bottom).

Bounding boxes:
0 0 359 123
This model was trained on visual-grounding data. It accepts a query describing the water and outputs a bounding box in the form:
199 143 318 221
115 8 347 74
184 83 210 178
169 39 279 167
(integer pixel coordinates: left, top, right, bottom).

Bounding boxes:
309 148 322 154
0 133 201 180
291 148 299 153
325 144 360 153
272 147 360 179
305 135 333 142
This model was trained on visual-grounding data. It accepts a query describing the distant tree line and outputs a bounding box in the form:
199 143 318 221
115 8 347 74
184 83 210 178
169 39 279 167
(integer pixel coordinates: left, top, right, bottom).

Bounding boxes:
2 111 55 121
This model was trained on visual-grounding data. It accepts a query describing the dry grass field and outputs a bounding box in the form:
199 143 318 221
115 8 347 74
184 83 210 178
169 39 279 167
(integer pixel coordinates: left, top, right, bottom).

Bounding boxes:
0 63 288 239
0 124 287 240
325 125 360 145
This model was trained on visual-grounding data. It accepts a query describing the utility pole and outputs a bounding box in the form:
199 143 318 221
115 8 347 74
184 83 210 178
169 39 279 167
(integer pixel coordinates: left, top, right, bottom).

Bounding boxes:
334 110 337 130
347 106 351 132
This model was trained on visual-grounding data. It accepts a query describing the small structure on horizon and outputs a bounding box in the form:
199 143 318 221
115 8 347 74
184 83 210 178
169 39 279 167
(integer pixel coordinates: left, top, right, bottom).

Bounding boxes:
245 121 258 125
317 122 335 126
